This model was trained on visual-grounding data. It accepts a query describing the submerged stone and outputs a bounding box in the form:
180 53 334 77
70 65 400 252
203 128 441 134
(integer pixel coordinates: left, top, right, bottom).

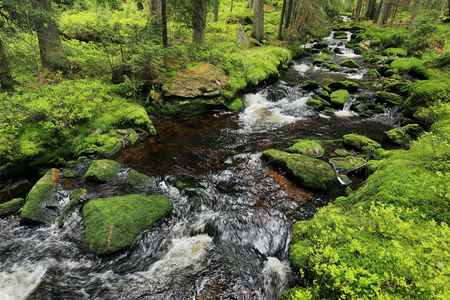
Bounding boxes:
85 160 120 183
83 194 172 254
262 150 334 191
127 169 149 188
340 59 360 68
286 140 325 157
58 188 86 228
0 198 25 217
20 169 60 225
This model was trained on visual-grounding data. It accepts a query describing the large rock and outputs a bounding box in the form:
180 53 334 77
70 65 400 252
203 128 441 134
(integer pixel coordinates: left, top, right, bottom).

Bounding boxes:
343 134 381 156
375 91 404 106
263 150 334 191
20 169 60 225
299 80 320 90
83 194 172 254
0 198 25 217
340 59 360 68
162 63 228 98
385 124 423 147
85 160 120 183
330 89 350 108
286 140 325 157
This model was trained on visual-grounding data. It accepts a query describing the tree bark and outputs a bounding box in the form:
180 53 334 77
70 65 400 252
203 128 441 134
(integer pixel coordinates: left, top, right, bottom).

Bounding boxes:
33 0 70 72
247 0 253 10
284 0 292 29
251 0 264 42
355 0 363 21
277 0 287 40
366 0 377 20
192 0 207 45
161 0 167 47
377 0 389 25
214 3 219 22
409 0 424 28
0 37 13 89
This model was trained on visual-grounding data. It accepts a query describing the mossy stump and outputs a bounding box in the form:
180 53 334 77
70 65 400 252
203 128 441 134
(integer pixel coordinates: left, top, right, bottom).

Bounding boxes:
263 149 334 191
83 194 172 254
85 160 120 183
20 168 60 225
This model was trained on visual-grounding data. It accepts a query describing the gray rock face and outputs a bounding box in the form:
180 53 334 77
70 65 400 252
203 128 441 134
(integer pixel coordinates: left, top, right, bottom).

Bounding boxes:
237 24 252 47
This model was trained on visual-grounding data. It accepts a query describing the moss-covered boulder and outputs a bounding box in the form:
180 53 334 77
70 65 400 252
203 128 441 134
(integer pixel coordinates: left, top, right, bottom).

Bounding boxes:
262 150 334 191
116 104 157 135
20 168 60 225
327 80 359 93
127 169 149 188
85 160 120 183
0 198 25 217
385 124 423 147
98 137 122 158
313 53 332 66
406 78 450 109
330 156 366 173
375 91 404 106
368 69 381 79
330 89 350 108
83 194 172 254
335 149 351 157
299 80 320 90
162 63 228 98
343 134 382 154
58 188 86 228
286 140 325 157
326 61 342 72
340 59 360 68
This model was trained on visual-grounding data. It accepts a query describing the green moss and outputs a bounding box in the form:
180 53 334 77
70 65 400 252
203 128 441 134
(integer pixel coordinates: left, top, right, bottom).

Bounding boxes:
330 89 350 108
335 149 351 157
385 124 423 147
307 98 324 110
327 62 341 72
406 78 450 109
85 160 120 183
20 169 60 225
263 149 334 191
343 134 381 151
326 81 359 93
0 198 25 217
368 69 381 78
383 48 407 57
340 59 360 68
286 140 325 157
390 57 423 72
127 169 149 188
313 53 332 65
329 156 366 173
98 137 122 158
375 91 405 106
227 97 243 111
83 194 172 254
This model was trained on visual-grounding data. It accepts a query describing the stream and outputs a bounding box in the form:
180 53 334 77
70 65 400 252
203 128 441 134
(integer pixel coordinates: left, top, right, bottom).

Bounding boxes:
0 32 399 299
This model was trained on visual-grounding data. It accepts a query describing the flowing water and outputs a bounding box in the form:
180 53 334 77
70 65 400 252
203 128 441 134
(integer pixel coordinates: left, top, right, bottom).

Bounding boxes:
0 32 400 299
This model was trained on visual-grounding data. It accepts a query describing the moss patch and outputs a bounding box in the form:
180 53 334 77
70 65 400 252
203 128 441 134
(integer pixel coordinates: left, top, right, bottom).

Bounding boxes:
263 149 334 191
329 156 366 173
343 134 381 151
98 137 122 158
0 198 25 217
83 194 172 254
340 59 360 68
375 91 405 106
127 169 149 188
385 124 423 147
330 90 350 108
85 160 120 183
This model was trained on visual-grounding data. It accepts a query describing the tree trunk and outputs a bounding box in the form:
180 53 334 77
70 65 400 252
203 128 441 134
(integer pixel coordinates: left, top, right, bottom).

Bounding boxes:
409 0 424 28
247 0 253 10
251 0 264 42
150 0 159 16
0 37 13 89
366 0 377 20
284 0 292 29
161 0 167 47
34 0 70 72
231 0 233 12
377 0 389 25
192 0 207 45
214 3 219 22
382 1 393 24
355 0 363 21
277 0 287 40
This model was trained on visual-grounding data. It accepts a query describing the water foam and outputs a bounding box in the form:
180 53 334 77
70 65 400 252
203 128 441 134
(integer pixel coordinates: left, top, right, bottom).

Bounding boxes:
0 263 47 300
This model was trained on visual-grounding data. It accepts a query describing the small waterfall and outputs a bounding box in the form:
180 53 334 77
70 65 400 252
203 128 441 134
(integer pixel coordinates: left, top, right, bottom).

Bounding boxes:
335 96 356 117
261 257 292 299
